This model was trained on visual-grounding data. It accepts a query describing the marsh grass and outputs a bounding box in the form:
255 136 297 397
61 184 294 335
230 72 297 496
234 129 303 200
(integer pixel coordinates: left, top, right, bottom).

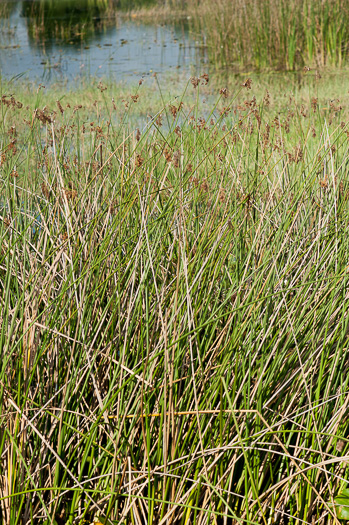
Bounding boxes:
1 73 349 524
187 0 349 71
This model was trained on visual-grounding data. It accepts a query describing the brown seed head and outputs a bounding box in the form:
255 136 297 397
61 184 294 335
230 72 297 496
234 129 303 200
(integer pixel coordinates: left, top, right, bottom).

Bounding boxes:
219 87 229 99
64 189 77 201
156 114 163 127
97 81 107 92
35 108 52 124
190 77 199 89
219 187 226 203
300 104 307 118
264 90 270 107
197 117 206 130
7 126 17 137
164 148 172 163
41 182 50 199
173 150 180 168
244 96 256 109
169 105 177 118
135 154 144 167
56 100 64 115
220 107 230 117
200 73 209 85
242 78 252 90
201 180 209 192
330 99 343 112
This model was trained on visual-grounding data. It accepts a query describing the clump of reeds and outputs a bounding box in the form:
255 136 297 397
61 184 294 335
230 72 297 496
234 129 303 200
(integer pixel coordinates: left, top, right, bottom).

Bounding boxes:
187 0 349 70
0 75 349 524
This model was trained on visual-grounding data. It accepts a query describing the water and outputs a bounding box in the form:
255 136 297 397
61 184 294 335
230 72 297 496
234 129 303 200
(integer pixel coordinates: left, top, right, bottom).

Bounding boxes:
0 0 206 85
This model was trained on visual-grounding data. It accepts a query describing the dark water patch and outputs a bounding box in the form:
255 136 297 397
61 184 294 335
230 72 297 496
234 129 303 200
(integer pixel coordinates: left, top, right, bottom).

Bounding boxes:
0 0 206 85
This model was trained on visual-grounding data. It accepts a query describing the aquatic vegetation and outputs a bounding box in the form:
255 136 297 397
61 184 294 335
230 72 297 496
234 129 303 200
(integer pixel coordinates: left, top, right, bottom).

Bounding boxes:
188 0 349 70
0 74 349 524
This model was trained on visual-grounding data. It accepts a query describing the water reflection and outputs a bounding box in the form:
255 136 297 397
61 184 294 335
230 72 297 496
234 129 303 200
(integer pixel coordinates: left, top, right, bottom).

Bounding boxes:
0 0 203 84
21 0 117 48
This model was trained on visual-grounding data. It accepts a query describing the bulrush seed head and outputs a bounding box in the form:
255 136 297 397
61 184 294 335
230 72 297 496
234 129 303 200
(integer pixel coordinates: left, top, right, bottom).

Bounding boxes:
169 105 177 118
35 108 52 124
56 100 64 115
41 183 50 199
190 77 200 89
97 81 107 92
200 73 209 85
135 154 144 167
173 150 180 168
164 148 172 163
311 97 318 113
219 88 229 99
201 180 209 192
219 188 226 203
64 189 77 201
242 78 252 89
263 90 270 106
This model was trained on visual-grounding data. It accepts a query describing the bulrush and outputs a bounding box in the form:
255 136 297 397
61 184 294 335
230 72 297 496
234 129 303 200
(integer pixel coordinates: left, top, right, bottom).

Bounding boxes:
190 76 200 88
2 74 349 525
135 153 144 167
56 100 64 115
242 78 252 89
173 150 180 168
219 87 229 98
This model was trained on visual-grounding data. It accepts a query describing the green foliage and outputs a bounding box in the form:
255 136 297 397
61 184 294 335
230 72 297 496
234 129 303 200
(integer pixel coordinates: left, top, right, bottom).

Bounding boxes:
329 488 349 520
0 74 349 523
187 0 349 70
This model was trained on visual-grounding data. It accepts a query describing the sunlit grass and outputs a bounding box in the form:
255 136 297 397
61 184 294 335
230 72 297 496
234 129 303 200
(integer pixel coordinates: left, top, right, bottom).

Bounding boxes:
187 0 349 71
1 73 349 524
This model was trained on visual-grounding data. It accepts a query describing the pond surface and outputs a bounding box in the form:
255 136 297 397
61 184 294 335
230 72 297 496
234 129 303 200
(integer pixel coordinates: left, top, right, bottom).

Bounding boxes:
0 0 206 85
